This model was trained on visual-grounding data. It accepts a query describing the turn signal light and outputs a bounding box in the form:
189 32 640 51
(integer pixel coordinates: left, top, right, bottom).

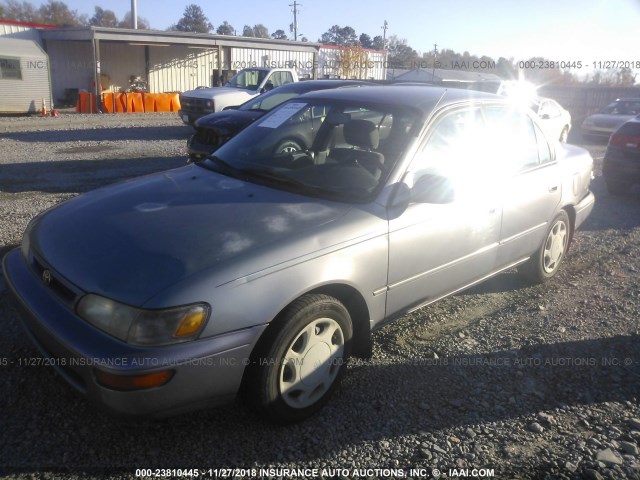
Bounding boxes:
94 369 174 391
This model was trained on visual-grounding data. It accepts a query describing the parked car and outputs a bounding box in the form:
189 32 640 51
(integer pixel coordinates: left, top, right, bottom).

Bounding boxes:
602 114 640 195
179 67 299 125
581 98 640 138
530 97 572 143
3 86 595 423
187 79 372 161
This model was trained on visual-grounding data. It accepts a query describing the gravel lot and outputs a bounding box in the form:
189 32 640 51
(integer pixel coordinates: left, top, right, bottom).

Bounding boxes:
0 113 639 480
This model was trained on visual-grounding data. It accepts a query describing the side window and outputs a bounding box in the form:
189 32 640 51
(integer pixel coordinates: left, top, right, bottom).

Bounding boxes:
269 71 294 88
485 106 539 172
410 107 485 183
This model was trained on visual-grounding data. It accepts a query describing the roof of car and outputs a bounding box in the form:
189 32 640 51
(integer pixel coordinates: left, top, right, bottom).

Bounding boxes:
276 79 374 92
299 85 504 113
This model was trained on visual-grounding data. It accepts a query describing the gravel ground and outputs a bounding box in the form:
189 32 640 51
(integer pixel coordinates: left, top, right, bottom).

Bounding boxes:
0 113 639 480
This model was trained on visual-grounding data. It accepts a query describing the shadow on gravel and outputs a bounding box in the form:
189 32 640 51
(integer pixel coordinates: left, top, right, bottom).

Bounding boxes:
1 125 191 143
0 156 188 194
0 330 638 473
581 176 640 233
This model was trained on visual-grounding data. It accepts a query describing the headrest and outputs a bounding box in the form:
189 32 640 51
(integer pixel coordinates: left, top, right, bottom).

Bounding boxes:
344 120 379 149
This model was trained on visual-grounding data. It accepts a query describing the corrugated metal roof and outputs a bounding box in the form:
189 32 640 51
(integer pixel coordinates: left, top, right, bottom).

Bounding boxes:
0 37 47 58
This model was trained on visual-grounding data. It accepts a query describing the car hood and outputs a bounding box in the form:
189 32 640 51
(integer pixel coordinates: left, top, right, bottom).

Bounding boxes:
195 109 264 133
583 113 634 129
31 165 352 306
182 86 255 100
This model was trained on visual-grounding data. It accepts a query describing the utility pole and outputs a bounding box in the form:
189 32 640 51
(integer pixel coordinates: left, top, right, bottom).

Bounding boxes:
131 0 137 29
382 20 388 49
289 1 301 41
432 43 438 77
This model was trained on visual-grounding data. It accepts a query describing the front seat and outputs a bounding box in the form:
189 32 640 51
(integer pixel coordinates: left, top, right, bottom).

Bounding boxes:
329 119 385 179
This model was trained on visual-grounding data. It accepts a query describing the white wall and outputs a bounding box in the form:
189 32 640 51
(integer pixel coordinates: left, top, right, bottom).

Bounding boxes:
46 40 94 100
148 45 218 92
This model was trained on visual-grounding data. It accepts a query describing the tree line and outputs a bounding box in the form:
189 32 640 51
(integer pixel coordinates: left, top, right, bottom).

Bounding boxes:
1 1 635 86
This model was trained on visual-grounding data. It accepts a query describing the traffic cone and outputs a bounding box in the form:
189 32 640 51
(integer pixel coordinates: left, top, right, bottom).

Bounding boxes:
50 101 59 117
40 98 47 117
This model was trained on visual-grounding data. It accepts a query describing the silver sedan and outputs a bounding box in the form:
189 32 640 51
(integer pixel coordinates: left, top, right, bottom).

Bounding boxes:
3 86 595 423
581 97 640 137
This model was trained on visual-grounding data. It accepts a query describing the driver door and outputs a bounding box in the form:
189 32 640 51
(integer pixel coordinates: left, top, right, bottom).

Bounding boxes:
386 106 503 316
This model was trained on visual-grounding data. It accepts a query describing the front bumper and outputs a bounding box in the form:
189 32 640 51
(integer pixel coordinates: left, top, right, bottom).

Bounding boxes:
2 248 266 417
178 109 212 126
186 135 215 161
581 125 614 137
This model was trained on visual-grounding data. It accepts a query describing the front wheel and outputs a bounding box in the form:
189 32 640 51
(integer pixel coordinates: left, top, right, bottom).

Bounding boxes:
274 139 303 154
520 210 570 284
244 294 352 423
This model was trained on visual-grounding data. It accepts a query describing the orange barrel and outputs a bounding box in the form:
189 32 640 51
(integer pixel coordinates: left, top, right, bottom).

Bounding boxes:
169 93 181 112
101 93 115 113
114 93 126 113
79 92 89 113
142 93 159 112
78 92 97 113
155 93 172 112
125 93 144 113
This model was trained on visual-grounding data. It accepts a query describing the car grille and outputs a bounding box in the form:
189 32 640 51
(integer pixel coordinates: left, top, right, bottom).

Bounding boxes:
179 95 211 114
31 254 81 308
194 128 230 149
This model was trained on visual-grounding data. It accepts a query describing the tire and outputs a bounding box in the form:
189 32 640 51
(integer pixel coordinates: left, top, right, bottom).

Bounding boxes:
605 178 631 196
245 294 352 423
275 139 302 154
520 210 570 284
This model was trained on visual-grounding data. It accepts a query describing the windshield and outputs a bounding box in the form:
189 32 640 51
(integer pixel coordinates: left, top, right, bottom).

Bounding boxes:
600 100 640 115
226 69 268 90
240 92 301 112
201 99 422 202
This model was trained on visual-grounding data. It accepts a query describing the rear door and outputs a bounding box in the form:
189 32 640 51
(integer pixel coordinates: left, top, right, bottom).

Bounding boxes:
484 106 562 268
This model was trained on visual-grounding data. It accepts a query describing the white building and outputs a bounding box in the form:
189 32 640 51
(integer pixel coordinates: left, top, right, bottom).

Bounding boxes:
0 36 52 113
0 22 387 112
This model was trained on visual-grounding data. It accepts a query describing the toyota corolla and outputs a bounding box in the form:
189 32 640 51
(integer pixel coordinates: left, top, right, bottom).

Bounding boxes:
3 86 595 423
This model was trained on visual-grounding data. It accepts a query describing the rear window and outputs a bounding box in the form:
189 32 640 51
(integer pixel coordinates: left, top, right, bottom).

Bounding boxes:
615 120 640 135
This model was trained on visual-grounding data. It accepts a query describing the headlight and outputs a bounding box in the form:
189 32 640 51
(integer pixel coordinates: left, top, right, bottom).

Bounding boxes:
20 216 39 261
20 229 31 261
77 294 210 346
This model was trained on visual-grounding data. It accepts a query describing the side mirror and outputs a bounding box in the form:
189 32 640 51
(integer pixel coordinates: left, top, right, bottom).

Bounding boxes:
412 173 455 204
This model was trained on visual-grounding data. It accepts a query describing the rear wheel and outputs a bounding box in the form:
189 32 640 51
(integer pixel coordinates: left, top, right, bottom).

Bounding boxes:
245 294 352 423
520 210 570 283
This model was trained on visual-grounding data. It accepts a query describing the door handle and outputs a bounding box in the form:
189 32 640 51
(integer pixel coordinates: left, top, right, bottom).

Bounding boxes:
548 185 558 193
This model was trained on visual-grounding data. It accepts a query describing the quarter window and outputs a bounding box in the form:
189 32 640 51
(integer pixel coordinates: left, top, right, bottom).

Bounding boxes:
534 124 552 164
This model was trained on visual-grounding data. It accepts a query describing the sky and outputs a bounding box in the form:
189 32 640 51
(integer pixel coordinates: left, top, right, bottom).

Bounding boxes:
22 0 640 67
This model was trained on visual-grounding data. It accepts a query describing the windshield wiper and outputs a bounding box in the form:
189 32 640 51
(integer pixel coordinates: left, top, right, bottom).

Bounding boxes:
200 156 246 179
